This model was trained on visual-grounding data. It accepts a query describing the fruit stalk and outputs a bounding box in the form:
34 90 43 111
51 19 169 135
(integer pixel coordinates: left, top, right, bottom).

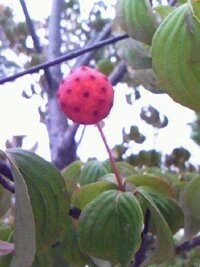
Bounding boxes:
96 122 124 191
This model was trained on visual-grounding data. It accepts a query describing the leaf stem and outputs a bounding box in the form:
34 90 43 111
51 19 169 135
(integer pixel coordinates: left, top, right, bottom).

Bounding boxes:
96 122 124 191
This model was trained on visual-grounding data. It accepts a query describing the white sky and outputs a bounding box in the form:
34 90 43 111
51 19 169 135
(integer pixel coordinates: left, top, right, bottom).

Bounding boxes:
0 0 200 167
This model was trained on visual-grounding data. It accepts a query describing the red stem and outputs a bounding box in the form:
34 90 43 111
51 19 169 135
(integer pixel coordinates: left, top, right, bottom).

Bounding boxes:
96 122 124 191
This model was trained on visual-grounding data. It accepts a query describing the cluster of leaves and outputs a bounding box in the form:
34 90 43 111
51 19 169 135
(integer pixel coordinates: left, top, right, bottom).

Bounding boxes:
0 149 200 266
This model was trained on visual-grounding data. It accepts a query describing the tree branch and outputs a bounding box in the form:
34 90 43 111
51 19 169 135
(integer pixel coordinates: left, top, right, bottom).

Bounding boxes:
167 0 177 5
176 235 200 255
132 209 153 267
0 174 15 194
0 33 129 85
0 160 13 182
19 0 53 91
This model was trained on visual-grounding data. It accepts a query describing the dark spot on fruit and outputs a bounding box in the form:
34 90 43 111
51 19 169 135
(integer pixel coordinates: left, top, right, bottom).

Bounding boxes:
75 77 80 82
74 106 81 113
93 110 99 117
90 74 96 80
60 79 65 85
98 98 105 105
66 88 72 94
57 92 60 98
100 87 107 93
83 91 90 98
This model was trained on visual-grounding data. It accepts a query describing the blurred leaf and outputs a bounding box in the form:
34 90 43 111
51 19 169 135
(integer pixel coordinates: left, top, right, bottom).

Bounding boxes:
0 149 70 266
183 175 200 237
71 181 117 210
139 187 184 234
116 161 137 177
128 150 162 168
118 39 152 69
128 68 163 94
154 5 174 19
97 59 114 75
140 105 168 129
138 188 175 265
78 190 143 266
126 125 146 144
79 160 112 186
115 0 158 45
62 160 83 197
126 174 175 198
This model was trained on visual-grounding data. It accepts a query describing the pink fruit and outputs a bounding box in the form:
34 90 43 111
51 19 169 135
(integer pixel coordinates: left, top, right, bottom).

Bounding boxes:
57 66 114 124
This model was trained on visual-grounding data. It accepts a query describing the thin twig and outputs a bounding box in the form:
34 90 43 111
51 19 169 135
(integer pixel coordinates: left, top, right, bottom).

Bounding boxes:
0 34 129 85
0 174 15 193
19 0 54 92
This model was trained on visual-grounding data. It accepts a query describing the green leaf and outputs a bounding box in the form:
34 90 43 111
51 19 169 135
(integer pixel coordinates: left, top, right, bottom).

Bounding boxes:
116 0 158 45
0 221 13 242
182 175 200 237
138 188 175 265
126 174 175 198
61 216 96 267
1 149 70 266
79 160 112 186
62 160 83 197
116 161 137 177
78 190 143 266
71 181 117 210
184 175 200 220
32 250 53 267
139 187 184 234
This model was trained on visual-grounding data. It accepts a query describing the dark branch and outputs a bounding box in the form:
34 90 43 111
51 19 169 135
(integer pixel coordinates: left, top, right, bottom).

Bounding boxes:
167 0 177 5
19 0 42 53
19 0 53 91
176 235 200 255
0 161 13 182
132 209 153 267
0 174 15 193
109 61 127 86
0 33 129 85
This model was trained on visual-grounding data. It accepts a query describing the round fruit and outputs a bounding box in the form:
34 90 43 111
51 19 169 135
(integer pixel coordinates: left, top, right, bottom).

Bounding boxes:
57 66 114 124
